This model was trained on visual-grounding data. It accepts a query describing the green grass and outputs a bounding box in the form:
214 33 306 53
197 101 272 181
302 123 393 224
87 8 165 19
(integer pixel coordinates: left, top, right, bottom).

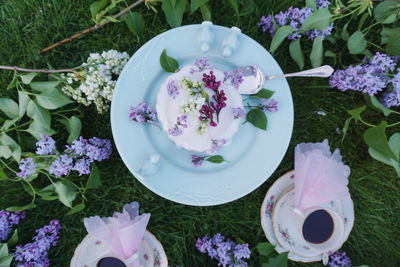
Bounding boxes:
0 0 400 266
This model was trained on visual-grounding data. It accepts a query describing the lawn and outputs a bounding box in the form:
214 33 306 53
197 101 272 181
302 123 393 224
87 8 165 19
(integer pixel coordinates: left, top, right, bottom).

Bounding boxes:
0 0 399 266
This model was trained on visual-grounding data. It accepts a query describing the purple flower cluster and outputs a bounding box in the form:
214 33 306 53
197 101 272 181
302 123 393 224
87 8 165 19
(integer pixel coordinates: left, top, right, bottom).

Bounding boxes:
258 1 333 40
0 210 25 241
199 104 217 127
14 219 61 267
17 158 37 179
195 233 251 267
129 102 157 124
259 98 279 112
167 80 179 99
232 107 246 119
190 57 213 74
191 155 205 167
329 53 400 107
328 251 352 267
168 115 188 136
209 139 227 154
49 136 112 177
203 71 227 122
224 70 244 89
36 134 56 155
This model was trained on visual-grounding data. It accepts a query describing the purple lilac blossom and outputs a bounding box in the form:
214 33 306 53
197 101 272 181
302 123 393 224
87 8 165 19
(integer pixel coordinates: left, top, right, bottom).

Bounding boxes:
67 136 88 156
381 70 400 108
191 155 204 167
259 98 279 112
86 137 112 161
168 115 188 136
14 219 61 267
328 251 352 267
306 23 334 40
258 15 275 36
168 127 182 136
329 53 398 96
232 107 246 119
224 70 244 89
35 135 56 155
167 80 179 99
316 0 331 8
195 233 251 267
209 139 227 154
190 57 213 74
17 158 36 179
72 157 92 176
49 154 73 177
0 210 25 241
129 102 157 124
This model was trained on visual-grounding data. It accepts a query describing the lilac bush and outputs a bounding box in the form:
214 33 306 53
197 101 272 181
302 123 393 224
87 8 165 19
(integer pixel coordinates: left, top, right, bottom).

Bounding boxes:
0 210 25 241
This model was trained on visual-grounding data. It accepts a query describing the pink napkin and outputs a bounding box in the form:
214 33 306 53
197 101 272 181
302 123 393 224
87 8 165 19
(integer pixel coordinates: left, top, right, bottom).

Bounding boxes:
84 202 150 266
293 139 351 212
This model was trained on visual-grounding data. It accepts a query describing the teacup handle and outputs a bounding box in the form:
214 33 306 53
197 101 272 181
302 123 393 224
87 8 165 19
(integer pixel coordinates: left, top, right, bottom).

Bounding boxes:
126 253 142 267
322 251 329 265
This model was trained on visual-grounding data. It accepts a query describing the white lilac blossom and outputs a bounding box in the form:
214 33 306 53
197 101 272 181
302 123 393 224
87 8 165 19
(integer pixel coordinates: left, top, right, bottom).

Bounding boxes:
17 158 36 179
167 80 179 99
190 57 213 74
329 53 400 107
232 107 246 119
129 102 157 124
224 70 244 89
195 233 251 267
180 94 206 115
259 98 279 112
0 210 25 241
258 1 333 41
61 50 130 113
14 220 61 267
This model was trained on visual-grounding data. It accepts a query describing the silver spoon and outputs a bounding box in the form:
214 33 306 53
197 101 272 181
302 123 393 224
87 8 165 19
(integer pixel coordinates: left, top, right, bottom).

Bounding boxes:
234 65 335 94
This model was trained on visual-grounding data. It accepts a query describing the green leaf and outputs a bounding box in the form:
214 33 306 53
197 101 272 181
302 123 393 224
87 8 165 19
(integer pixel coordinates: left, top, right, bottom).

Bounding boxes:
363 95 392 116
300 8 332 31
263 252 289 267
86 163 102 189
200 4 211 21
227 0 239 14
7 76 17 90
381 27 400 44
26 100 51 129
0 244 8 258
160 49 179 73
305 0 317 9
324 50 336 57
341 23 350 41
270 25 294 54
8 230 18 247
385 32 400 56
54 181 78 208
251 89 275 99
123 11 145 38
0 134 21 161
66 202 85 215
37 184 56 197
368 147 392 165
0 165 9 181
342 117 352 143
347 105 366 122
390 158 400 177
35 88 72 110
289 39 304 70
60 116 82 144
0 98 19 119
190 0 209 13
20 73 37 84
30 81 61 93
247 109 267 130
90 0 108 21
1 119 18 131
7 202 36 211
0 256 13 267
363 121 398 161
357 13 369 31
206 155 225 163
347 31 367 54
389 133 400 160
374 0 400 24
310 37 324 68
162 0 186 28
256 242 275 256
26 120 56 140
18 90 30 117
0 146 12 159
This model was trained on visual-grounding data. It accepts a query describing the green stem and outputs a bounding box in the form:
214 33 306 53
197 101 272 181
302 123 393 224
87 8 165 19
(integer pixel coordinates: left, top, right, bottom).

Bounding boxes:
387 121 400 127
0 159 18 174
6 120 32 132
367 41 384 51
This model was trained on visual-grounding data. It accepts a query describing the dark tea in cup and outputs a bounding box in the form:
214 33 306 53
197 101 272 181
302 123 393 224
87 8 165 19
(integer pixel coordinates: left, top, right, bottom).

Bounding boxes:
97 257 127 267
302 209 334 244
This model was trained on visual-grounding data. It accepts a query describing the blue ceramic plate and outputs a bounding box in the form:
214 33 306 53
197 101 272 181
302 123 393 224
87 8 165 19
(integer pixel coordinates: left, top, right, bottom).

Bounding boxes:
111 24 293 206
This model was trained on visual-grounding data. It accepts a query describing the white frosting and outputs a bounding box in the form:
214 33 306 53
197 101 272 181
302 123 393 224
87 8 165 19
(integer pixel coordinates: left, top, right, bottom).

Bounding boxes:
156 65 244 154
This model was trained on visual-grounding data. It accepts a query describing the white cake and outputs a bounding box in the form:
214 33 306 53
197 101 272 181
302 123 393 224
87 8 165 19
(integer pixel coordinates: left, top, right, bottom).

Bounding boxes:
156 64 244 154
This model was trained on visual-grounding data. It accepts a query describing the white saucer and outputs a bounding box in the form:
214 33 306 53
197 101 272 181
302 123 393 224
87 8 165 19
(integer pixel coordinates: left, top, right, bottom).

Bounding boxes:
70 231 168 267
260 171 354 262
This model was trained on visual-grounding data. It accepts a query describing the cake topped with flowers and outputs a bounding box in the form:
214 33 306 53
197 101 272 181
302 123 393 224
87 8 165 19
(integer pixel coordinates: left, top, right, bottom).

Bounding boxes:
156 58 245 154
